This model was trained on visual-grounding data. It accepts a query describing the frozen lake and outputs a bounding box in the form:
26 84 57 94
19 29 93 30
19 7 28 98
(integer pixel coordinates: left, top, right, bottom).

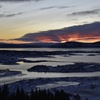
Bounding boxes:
0 48 100 84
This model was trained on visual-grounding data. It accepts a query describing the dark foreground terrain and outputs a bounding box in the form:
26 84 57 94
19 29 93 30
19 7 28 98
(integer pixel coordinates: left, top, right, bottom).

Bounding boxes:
0 84 83 100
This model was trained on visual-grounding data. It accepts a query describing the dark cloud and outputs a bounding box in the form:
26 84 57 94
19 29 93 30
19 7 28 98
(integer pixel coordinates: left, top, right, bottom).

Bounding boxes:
68 9 100 16
58 6 69 9
39 6 69 10
40 6 56 10
16 22 100 43
0 12 24 18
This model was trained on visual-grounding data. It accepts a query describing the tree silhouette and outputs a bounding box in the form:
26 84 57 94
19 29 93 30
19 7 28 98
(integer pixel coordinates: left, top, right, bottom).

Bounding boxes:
0 84 84 100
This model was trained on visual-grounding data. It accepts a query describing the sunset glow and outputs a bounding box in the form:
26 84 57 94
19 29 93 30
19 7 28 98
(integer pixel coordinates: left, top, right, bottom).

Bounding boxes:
0 0 100 43
0 39 31 44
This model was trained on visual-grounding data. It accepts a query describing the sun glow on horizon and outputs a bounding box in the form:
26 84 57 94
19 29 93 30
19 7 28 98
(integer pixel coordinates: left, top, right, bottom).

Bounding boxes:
0 39 31 44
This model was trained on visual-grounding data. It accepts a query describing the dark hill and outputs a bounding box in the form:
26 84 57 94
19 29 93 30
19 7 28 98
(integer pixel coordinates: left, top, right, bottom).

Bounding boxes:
50 41 100 48
0 41 100 48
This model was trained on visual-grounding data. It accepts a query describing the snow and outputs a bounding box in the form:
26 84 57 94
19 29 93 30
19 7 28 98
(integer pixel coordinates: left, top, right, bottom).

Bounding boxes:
0 77 99 100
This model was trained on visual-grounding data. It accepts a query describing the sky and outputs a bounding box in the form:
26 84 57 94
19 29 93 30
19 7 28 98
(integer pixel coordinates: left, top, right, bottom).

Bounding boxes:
0 0 100 43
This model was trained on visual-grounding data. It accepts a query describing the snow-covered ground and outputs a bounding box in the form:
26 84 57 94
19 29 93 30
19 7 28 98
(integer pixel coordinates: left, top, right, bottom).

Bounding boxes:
1 77 99 100
0 69 21 78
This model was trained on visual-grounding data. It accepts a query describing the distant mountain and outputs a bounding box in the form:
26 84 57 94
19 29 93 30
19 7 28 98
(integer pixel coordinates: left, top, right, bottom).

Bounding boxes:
0 43 54 48
50 41 100 48
0 41 100 48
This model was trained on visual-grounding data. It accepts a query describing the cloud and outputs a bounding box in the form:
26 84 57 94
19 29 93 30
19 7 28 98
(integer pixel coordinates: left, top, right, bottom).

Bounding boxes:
68 8 100 16
0 0 43 2
39 6 69 10
0 12 24 18
40 6 56 10
16 22 100 43
58 6 69 9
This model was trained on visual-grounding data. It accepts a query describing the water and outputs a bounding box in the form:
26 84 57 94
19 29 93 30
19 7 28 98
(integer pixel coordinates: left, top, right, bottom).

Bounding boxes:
0 48 100 70
0 48 100 84
0 71 100 85
0 48 100 51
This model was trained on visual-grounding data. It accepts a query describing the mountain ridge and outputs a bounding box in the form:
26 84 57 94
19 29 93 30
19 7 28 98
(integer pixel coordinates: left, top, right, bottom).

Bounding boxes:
0 41 100 48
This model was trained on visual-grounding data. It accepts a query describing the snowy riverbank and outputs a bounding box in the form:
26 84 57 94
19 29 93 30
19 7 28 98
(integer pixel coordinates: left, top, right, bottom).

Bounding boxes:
1 77 99 100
